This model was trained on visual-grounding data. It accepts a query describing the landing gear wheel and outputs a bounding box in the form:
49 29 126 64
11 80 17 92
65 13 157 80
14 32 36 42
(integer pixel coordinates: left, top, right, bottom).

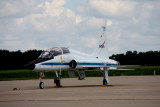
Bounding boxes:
103 79 108 85
54 79 61 87
39 82 44 89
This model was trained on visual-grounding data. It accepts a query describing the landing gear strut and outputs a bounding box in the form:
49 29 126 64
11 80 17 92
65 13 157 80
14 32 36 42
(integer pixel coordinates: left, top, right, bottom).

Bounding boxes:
103 68 109 86
54 71 62 87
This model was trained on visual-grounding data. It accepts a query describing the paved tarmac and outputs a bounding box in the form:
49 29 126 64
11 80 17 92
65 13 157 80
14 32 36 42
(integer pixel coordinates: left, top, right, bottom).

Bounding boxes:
0 76 160 107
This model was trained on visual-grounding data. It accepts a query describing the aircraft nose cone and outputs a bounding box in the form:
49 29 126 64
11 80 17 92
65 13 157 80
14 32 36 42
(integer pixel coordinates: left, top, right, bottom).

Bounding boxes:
25 64 35 70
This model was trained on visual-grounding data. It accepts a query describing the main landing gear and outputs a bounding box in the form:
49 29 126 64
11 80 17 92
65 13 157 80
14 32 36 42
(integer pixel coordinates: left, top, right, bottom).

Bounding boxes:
102 68 109 86
54 71 62 87
54 78 61 87
103 79 108 85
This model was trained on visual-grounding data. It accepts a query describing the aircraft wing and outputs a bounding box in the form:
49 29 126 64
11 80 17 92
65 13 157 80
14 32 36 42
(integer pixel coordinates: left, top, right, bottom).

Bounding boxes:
108 67 135 70
77 62 118 68
108 65 140 70
116 65 140 67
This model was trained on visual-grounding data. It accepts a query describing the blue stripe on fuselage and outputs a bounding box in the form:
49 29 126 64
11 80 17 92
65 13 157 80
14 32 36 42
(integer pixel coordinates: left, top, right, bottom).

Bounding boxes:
41 63 69 65
40 62 117 66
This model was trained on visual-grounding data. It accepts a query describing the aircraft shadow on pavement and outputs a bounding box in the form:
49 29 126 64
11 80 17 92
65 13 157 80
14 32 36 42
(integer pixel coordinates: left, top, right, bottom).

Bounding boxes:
41 83 131 89
15 84 132 91
19 84 131 90
43 84 113 89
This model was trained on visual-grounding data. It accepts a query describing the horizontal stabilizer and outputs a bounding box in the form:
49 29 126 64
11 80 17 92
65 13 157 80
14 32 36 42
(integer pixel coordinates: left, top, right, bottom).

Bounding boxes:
108 67 135 70
116 65 140 67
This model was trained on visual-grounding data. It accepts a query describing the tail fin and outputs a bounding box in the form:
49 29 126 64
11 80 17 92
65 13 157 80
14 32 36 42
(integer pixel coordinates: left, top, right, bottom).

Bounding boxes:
93 26 109 59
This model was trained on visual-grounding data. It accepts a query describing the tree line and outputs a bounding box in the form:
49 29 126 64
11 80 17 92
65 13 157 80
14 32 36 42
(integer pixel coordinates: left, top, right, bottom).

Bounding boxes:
109 51 160 66
0 49 160 70
0 49 43 70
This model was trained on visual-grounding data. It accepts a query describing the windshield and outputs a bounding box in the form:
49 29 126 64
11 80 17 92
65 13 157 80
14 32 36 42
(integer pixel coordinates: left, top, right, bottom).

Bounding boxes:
38 47 62 59
38 51 52 59
50 48 62 56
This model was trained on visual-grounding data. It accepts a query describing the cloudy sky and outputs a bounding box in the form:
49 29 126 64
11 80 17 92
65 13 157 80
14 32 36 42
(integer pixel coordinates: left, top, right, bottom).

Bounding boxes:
0 0 160 56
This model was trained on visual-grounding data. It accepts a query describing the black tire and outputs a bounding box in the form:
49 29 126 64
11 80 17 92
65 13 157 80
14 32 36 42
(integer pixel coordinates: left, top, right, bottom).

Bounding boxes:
103 79 108 85
55 80 61 86
39 82 44 89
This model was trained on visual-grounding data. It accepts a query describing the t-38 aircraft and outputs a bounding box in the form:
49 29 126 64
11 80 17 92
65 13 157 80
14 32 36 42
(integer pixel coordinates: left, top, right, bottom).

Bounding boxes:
26 26 119 89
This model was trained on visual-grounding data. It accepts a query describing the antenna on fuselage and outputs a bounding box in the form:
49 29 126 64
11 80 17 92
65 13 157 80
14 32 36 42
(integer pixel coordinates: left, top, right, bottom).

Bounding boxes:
102 26 106 32
101 20 106 35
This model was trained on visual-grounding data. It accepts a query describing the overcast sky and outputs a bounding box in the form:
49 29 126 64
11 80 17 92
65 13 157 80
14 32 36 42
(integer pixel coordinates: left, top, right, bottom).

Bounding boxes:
0 0 160 56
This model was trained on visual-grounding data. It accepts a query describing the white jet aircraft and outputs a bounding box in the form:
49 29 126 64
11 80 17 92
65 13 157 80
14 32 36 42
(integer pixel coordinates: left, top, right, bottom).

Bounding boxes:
26 26 119 89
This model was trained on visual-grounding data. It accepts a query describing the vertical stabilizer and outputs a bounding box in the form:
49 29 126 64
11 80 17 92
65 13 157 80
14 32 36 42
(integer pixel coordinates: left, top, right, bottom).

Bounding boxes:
93 26 109 59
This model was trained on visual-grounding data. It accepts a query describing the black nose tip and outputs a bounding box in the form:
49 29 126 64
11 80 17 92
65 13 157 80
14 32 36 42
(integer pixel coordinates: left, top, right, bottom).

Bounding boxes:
25 64 35 70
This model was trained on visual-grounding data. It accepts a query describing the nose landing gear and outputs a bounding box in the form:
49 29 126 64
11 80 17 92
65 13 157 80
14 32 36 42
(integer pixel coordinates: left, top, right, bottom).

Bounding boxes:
39 81 44 89
39 72 44 89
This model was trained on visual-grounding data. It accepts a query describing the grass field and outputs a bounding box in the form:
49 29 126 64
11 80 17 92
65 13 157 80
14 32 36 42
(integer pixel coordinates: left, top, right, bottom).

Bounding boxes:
0 66 160 81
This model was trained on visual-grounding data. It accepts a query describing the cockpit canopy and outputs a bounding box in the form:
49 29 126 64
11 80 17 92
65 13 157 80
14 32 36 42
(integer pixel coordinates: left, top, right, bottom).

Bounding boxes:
39 47 70 59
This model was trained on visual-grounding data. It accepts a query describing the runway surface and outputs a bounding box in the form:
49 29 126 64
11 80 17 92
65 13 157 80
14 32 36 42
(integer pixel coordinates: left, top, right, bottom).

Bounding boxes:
0 76 160 107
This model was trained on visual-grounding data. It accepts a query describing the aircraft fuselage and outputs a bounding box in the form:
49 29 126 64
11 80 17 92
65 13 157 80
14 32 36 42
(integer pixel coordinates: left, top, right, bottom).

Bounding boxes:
34 48 118 72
